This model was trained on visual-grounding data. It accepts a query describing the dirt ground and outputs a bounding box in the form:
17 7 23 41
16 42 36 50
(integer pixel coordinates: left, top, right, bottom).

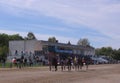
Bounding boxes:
0 64 120 83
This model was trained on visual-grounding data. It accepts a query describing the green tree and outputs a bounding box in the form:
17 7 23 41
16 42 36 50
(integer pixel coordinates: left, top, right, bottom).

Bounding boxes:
67 41 71 45
0 46 8 58
112 49 120 60
0 33 24 46
0 33 9 47
77 38 90 46
27 32 36 40
9 34 24 41
95 47 113 57
95 47 120 60
48 37 58 43
0 33 24 58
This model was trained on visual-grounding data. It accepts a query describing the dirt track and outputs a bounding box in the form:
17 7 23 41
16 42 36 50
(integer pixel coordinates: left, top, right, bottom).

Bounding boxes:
0 64 120 83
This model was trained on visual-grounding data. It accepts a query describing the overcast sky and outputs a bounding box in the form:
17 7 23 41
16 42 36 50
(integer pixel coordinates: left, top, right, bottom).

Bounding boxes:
0 0 120 49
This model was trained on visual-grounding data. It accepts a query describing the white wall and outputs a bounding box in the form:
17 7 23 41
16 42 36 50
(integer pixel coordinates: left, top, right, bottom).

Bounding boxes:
9 40 37 56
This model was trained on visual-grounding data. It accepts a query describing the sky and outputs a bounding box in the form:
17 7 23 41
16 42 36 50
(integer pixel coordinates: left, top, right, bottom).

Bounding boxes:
0 0 120 49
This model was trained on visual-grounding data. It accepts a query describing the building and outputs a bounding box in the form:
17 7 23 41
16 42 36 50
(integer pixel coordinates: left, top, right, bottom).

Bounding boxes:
9 40 95 58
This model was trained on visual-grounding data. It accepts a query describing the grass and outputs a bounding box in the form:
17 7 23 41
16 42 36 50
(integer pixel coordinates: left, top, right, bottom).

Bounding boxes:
0 62 12 68
0 62 45 68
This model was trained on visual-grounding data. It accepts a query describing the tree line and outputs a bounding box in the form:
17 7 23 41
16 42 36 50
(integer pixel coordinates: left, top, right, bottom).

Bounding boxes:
95 47 120 60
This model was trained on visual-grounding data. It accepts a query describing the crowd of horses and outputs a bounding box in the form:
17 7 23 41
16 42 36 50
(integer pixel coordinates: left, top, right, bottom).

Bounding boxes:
11 55 91 71
49 56 90 71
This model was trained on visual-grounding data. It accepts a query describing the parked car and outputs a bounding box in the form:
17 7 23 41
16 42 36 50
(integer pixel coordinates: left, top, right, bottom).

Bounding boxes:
90 56 109 64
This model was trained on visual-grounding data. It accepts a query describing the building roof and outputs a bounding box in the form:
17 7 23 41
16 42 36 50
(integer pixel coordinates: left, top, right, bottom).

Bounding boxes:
40 40 95 50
